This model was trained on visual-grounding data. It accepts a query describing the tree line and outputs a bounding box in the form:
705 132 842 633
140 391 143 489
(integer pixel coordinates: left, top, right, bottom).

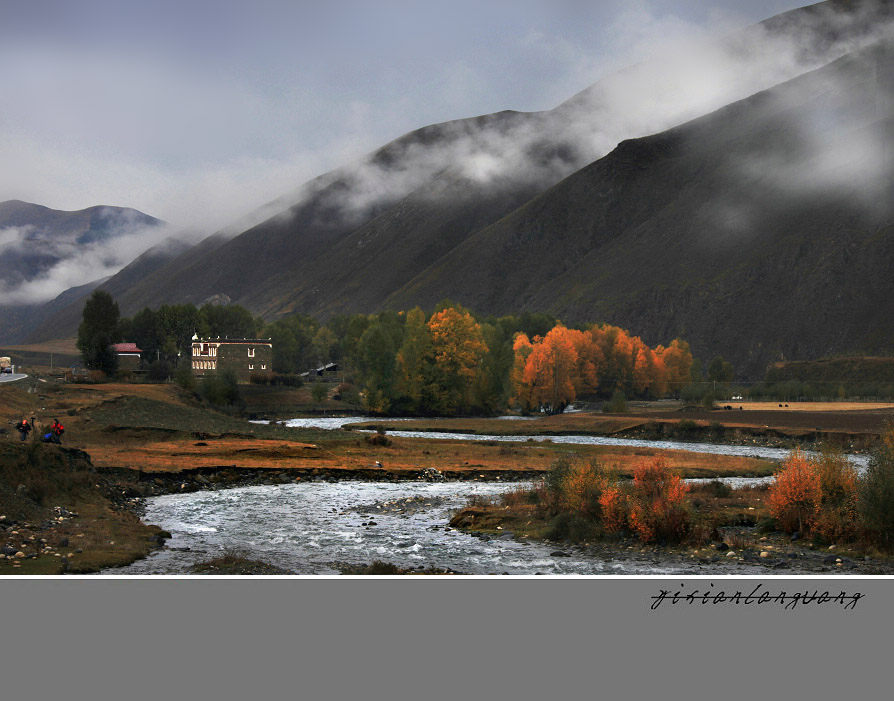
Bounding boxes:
78 290 705 415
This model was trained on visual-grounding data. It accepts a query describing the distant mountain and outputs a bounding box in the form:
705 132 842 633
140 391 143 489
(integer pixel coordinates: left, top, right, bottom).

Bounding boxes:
0 201 165 342
24 232 195 343
20 0 894 376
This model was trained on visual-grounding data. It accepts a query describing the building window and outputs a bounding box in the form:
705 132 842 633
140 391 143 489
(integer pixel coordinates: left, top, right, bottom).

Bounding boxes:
248 347 255 358
261 364 267 370
249 364 254 370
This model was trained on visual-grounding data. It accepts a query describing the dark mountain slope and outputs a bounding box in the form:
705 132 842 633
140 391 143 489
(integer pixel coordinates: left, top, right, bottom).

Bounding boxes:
386 42 894 376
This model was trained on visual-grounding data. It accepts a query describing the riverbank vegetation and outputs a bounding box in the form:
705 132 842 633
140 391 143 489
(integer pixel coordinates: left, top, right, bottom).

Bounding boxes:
451 431 894 557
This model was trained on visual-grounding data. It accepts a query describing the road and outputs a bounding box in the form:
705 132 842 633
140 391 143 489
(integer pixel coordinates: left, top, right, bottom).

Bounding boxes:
0 373 28 383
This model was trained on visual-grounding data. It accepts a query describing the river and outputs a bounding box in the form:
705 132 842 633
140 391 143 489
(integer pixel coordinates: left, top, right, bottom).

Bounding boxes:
253 416 871 469
102 416 865 575
107 480 790 576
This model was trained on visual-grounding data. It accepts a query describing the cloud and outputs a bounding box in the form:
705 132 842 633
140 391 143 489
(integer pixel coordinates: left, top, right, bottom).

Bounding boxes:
277 1 894 231
0 217 192 305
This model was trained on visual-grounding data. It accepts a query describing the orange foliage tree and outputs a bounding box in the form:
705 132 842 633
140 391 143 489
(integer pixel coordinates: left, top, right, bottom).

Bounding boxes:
426 305 488 413
627 457 690 543
521 326 580 413
767 450 822 535
658 339 694 397
511 321 692 408
510 332 535 411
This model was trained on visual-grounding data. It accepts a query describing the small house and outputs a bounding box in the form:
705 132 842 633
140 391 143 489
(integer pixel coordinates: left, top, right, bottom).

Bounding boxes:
111 342 143 372
300 362 342 383
191 334 273 383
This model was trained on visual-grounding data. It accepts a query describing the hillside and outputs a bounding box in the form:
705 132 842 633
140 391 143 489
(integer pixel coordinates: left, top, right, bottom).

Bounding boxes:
386 41 894 376
19 0 894 375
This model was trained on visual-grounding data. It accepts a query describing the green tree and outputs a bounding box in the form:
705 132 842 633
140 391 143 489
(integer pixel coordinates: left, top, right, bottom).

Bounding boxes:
707 355 734 384
356 322 398 413
395 307 432 413
77 290 122 374
311 382 328 404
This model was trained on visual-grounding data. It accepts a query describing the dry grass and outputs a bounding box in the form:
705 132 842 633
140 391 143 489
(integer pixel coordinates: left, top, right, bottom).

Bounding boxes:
735 401 894 412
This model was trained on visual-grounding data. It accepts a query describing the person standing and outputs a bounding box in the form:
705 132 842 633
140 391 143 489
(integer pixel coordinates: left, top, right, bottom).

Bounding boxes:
50 418 64 444
16 418 31 442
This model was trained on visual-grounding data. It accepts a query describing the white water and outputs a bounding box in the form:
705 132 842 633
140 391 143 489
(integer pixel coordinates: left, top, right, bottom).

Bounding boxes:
106 481 783 576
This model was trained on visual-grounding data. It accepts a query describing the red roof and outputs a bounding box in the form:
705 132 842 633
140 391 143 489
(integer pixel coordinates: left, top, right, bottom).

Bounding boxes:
111 343 142 353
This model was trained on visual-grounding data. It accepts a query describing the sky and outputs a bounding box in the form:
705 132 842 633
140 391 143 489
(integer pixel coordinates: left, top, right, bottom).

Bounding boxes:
0 0 813 232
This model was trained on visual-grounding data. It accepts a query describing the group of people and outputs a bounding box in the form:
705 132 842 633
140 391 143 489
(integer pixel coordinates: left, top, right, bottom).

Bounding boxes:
16 417 64 444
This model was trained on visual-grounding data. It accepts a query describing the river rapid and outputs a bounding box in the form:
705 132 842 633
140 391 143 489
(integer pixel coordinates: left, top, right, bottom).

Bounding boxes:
108 480 790 576
102 416 866 576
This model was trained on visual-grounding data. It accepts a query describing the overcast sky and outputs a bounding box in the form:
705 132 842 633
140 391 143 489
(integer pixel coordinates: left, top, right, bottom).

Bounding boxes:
1 0 810 230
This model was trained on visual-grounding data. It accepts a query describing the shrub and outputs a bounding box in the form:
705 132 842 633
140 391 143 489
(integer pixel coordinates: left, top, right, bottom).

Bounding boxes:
271 373 303 387
335 383 361 404
627 458 690 543
175 363 197 392
146 360 171 382
544 513 573 541
603 389 627 414
704 479 732 499
87 369 107 384
598 485 628 534
249 372 270 385
812 447 860 542
859 433 894 547
542 455 573 515
676 419 698 434
559 458 609 520
199 369 243 407
767 449 821 535
364 433 392 447
311 383 328 404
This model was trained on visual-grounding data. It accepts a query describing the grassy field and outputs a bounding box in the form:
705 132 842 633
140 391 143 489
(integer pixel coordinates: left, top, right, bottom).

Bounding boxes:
1 378 778 478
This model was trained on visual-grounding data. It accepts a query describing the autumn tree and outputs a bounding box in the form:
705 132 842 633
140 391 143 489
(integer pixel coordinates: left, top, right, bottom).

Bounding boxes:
521 326 580 413
426 305 488 414
659 339 694 397
510 332 535 412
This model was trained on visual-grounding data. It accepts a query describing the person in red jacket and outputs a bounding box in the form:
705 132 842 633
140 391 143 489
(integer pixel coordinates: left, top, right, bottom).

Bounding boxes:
50 418 64 444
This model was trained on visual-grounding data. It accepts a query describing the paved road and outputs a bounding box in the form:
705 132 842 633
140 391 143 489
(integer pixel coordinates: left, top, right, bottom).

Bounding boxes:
0 373 28 383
